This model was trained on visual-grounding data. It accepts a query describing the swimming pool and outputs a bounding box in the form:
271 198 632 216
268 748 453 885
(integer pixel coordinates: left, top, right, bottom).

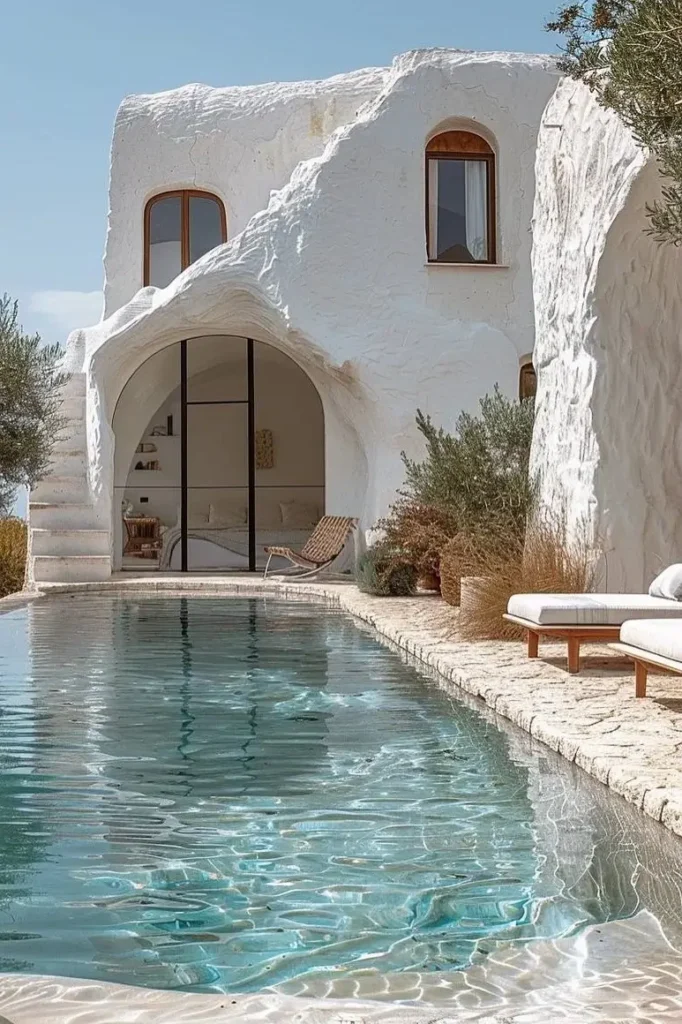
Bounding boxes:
0 594 680 996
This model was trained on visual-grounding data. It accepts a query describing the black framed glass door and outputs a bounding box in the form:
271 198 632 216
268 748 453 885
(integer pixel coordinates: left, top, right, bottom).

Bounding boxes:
116 334 325 573
181 337 256 572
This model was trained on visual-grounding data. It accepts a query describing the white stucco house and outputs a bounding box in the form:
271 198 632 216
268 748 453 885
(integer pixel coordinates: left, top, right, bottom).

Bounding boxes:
27 48 682 588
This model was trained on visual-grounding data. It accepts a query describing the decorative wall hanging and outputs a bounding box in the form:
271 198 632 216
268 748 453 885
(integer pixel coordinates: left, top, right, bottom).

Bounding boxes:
255 429 274 470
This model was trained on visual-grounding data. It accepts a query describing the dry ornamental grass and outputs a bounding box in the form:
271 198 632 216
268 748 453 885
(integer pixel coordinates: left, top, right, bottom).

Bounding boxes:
458 520 597 641
0 518 27 598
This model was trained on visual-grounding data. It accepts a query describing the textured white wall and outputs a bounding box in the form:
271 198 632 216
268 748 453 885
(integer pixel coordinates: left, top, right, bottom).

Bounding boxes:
104 69 388 316
532 78 682 590
35 49 559 581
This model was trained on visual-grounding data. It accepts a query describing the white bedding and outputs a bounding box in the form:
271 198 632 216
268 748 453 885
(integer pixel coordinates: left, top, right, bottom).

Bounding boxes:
160 526 314 570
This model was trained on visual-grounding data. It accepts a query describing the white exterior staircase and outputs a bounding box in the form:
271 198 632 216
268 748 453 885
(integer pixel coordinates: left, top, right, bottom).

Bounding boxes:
28 375 111 585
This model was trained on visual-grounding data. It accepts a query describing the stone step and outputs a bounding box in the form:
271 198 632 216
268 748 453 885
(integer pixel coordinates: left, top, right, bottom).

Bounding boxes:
32 529 110 557
60 395 86 419
51 434 87 454
32 555 111 584
62 374 86 395
46 451 88 477
30 476 89 504
29 502 98 530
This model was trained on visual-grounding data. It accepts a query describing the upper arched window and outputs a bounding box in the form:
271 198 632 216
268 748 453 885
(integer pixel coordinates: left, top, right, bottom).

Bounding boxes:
426 131 496 264
144 190 227 288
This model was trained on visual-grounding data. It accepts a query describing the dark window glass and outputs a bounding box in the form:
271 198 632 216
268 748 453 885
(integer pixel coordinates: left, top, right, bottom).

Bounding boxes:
148 196 182 287
428 158 489 263
189 195 225 264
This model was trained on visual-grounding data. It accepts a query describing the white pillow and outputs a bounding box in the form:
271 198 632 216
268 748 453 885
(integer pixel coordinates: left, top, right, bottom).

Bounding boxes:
209 502 247 527
649 563 682 601
280 501 319 528
173 504 210 529
188 511 210 529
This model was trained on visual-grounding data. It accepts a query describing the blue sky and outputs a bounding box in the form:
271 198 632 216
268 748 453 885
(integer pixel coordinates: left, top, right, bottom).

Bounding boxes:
2 0 560 349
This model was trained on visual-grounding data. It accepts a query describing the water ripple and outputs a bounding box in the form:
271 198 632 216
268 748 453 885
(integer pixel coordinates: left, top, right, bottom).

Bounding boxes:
0 596 680 994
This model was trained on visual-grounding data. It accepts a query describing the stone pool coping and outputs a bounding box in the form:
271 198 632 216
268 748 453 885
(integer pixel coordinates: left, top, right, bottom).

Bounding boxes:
5 574 682 840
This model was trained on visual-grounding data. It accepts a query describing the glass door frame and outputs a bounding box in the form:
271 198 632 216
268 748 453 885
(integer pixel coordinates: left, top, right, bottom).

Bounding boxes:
179 337 256 572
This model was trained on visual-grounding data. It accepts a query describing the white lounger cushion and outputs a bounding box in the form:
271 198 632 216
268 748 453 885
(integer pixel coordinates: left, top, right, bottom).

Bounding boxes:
620 619 682 663
649 563 682 601
507 593 682 626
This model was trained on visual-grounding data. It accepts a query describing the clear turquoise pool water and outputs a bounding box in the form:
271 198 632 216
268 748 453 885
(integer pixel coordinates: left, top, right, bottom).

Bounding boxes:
0 595 679 994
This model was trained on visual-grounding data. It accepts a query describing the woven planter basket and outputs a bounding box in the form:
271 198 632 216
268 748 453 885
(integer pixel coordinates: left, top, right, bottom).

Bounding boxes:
418 571 440 593
459 576 489 617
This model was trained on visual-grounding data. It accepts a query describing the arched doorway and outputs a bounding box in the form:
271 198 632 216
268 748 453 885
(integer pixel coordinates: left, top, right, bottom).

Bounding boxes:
112 335 325 572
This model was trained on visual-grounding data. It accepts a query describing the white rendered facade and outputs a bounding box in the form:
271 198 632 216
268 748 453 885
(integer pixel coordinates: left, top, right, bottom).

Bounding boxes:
29 49 561 583
531 78 682 590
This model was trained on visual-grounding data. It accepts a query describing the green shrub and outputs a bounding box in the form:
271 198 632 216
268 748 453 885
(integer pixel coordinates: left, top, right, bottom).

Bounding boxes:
401 386 535 550
0 295 69 515
357 545 418 597
0 517 27 598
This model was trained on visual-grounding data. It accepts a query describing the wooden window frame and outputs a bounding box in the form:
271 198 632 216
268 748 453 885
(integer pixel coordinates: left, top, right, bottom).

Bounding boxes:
425 132 497 265
143 189 227 287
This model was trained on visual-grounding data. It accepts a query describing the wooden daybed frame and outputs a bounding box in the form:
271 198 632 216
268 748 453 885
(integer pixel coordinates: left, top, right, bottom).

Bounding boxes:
503 613 621 673
609 642 682 697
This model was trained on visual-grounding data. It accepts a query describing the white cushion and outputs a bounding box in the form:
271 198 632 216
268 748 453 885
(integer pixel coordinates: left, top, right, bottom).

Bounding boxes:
188 513 209 529
178 502 210 529
507 593 682 626
208 502 247 527
280 501 319 528
649 563 682 601
620 619 682 663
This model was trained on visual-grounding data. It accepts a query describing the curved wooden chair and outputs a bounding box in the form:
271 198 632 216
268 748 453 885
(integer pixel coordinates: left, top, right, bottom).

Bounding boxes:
263 516 357 579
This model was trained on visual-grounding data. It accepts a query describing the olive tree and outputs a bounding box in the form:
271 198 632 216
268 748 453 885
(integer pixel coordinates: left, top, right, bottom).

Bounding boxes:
548 0 682 244
0 295 69 515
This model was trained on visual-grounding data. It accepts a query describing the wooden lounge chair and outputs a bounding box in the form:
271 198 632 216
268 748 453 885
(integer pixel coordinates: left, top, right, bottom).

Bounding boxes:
610 619 682 697
263 515 357 579
504 593 682 673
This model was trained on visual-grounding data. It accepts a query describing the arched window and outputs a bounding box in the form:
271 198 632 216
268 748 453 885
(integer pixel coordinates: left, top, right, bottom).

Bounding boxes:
144 190 227 288
426 130 496 264
519 361 537 399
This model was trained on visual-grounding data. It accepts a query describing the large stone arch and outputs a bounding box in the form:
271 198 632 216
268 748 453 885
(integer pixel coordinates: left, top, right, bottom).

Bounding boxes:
86 297 371 571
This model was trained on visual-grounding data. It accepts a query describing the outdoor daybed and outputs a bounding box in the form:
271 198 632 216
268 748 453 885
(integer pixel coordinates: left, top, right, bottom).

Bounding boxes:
610 620 682 697
504 569 682 673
